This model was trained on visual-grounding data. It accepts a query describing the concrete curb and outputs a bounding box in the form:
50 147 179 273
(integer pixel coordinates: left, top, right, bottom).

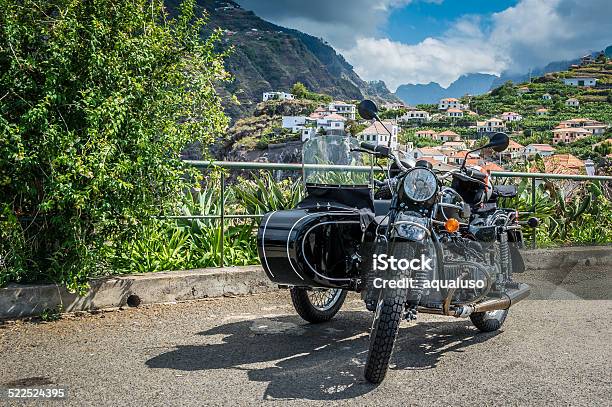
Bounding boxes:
0 266 274 320
1 246 610 319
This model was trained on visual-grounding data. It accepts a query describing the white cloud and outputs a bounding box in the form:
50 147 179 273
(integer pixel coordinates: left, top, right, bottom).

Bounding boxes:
235 0 412 48
341 18 506 90
342 0 612 89
237 0 612 89
490 0 612 72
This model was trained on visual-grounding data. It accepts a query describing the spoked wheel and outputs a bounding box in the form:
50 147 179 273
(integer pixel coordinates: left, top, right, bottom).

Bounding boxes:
290 287 346 323
364 286 408 384
470 309 508 332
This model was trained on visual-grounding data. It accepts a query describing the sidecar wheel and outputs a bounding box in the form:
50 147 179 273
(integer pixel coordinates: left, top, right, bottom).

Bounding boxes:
364 287 407 384
470 309 508 332
290 288 346 323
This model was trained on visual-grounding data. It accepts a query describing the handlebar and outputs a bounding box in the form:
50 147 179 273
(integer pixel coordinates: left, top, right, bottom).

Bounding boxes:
359 142 389 156
359 142 409 172
360 141 376 152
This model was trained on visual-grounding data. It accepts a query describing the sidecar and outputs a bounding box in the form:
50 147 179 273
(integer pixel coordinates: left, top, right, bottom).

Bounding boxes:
257 135 386 291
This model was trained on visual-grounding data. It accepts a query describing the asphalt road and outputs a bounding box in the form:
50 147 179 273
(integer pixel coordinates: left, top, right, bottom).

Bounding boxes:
1 267 611 406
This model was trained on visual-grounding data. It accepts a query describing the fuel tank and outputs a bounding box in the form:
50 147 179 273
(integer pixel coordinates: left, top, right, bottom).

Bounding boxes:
257 209 365 290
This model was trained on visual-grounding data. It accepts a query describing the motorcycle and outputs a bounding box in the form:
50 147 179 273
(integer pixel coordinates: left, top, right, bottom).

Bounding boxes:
257 100 537 384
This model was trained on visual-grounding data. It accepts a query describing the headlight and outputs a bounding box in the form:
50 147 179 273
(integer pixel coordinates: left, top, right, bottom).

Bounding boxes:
403 168 437 202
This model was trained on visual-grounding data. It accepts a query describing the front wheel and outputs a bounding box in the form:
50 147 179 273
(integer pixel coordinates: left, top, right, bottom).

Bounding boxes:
290 287 346 323
364 287 407 384
470 309 508 332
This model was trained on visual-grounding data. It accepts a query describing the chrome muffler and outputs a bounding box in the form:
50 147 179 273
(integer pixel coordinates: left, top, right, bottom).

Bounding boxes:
451 283 530 317
417 283 531 317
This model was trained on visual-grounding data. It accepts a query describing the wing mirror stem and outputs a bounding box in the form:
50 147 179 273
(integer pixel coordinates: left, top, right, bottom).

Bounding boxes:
373 114 394 150
460 146 482 171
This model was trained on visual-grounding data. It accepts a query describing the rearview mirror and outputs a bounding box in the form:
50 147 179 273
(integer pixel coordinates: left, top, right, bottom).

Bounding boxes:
358 99 378 120
485 132 510 152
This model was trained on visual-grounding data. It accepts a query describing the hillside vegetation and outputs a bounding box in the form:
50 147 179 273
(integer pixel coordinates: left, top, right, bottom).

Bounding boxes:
400 59 612 161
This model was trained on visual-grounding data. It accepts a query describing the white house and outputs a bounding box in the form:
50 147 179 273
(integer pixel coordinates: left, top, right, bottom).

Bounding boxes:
477 118 507 134
263 92 294 102
282 116 307 132
398 110 430 123
446 108 464 118
415 130 437 139
566 98 580 107
283 114 346 142
523 144 555 157
557 118 603 128
357 121 399 150
446 150 478 165
442 141 468 151
328 101 356 120
563 77 597 87
438 97 461 110
536 108 549 116
583 124 609 135
411 147 448 164
383 102 407 110
542 93 552 100
500 140 525 160
309 106 328 119
434 130 461 142
502 112 523 122
317 113 346 136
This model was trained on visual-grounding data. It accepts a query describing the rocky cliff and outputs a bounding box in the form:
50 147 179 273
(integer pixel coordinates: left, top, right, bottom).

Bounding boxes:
181 0 400 119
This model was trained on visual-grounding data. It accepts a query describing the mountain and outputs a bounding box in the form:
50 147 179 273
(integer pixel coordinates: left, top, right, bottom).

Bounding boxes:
490 48 611 89
181 0 400 119
490 59 579 89
395 73 498 105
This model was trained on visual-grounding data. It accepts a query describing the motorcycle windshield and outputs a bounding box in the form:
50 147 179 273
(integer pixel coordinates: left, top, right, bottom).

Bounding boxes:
302 135 370 186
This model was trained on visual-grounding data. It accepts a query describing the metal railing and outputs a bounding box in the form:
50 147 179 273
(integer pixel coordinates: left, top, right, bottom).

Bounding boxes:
183 160 612 265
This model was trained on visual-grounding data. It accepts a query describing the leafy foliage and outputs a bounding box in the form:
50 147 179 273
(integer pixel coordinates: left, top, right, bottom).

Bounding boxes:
291 82 333 103
0 0 228 291
499 178 612 246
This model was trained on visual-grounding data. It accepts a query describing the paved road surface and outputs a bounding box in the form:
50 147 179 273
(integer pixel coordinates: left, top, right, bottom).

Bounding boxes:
1 267 611 406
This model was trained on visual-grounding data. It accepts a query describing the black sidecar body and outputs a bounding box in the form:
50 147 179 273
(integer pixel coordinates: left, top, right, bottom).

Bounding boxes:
257 184 390 290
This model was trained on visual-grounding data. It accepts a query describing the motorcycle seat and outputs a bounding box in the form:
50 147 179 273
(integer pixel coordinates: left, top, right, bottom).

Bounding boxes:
374 199 391 216
493 185 517 198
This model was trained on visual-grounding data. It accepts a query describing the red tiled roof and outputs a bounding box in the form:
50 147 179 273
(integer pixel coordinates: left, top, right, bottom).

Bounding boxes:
480 162 504 173
527 144 555 152
323 113 347 121
540 154 585 175
507 140 524 149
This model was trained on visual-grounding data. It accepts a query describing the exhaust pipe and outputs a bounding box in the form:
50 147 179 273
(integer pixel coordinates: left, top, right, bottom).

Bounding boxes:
450 283 530 317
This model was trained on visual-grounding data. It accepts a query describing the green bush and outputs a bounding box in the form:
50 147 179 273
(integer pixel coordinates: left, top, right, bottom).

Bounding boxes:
0 0 228 292
291 82 332 103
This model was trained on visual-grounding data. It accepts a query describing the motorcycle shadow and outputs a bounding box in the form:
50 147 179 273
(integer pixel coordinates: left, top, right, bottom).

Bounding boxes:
146 311 500 401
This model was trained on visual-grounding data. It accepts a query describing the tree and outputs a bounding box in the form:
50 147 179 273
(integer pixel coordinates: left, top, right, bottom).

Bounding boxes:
0 0 228 291
291 82 308 99
291 82 332 103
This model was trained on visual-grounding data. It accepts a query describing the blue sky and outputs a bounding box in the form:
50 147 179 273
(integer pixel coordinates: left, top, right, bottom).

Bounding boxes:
385 0 518 44
236 0 612 90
